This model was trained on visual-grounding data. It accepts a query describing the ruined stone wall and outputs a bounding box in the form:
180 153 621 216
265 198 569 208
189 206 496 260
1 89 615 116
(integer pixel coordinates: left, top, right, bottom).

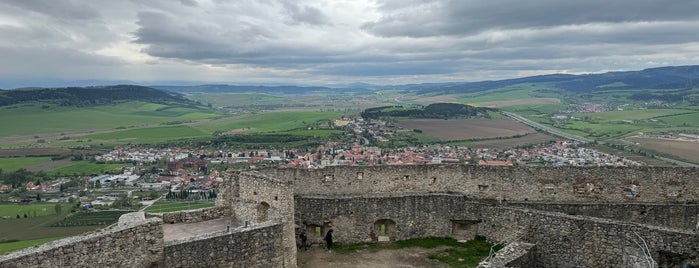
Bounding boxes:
264 165 699 203
218 171 296 268
152 206 233 224
479 206 699 268
164 221 284 268
0 215 163 268
295 194 480 244
296 194 699 267
508 202 699 231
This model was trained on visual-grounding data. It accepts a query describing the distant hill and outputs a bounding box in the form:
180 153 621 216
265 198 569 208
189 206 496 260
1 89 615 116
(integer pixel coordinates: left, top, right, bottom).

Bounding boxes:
361 103 494 119
407 65 699 95
0 85 193 107
152 84 372 95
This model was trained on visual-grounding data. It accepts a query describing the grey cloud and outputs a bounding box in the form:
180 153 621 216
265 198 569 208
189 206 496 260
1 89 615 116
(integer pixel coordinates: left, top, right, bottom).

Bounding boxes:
363 0 699 37
0 0 101 20
280 1 330 25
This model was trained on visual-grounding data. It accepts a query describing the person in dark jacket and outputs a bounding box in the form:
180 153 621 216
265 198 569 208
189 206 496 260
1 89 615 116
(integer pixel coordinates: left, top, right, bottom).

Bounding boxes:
325 229 333 251
299 231 308 251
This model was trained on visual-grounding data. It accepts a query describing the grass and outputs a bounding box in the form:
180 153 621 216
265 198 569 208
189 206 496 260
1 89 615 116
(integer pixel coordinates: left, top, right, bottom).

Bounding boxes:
0 237 65 255
46 161 125 176
144 201 215 213
572 109 693 122
0 204 67 218
334 236 501 268
0 101 217 137
0 157 52 171
277 129 344 137
83 125 209 144
187 93 289 107
193 111 343 134
50 211 130 227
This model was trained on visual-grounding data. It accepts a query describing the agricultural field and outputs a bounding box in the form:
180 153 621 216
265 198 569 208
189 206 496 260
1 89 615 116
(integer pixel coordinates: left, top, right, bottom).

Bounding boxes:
192 111 343 134
81 125 208 145
46 161 125 176
469 132 557 149
0 157 52 172
187 93 289 107
0 102 217 137
51 210 130 227
145 201 215 213
0 203 102 246
627 136 699 164
0 237 64 255
0 203 66 218
395 118 536 141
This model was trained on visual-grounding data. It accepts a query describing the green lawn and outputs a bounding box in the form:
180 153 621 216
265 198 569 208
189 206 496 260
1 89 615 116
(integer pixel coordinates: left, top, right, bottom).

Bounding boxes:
572 109 693 122
46 161 125 176
145 201 215 213
187 93 289 107
277 129 344 137
657 112 699 127
0 157 52 171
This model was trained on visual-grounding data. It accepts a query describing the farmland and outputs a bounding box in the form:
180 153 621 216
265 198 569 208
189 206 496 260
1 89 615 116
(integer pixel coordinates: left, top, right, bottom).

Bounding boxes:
395 118 536 141
0 157 52 172
468 132 557 149
0 204 103 245
627 136 699 164
46 161 125 176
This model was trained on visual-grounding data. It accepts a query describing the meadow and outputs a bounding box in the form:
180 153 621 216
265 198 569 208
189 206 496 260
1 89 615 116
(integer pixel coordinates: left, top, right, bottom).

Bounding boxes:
0 157 52 172
395 118 536 141
46 161 125 176
0 102 218 137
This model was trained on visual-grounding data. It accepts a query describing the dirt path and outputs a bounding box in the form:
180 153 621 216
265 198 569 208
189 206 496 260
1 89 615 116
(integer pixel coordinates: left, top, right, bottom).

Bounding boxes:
297 246 448 268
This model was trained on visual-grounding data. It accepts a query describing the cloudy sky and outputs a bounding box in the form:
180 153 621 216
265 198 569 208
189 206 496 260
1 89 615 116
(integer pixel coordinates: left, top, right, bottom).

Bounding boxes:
1 0 699 88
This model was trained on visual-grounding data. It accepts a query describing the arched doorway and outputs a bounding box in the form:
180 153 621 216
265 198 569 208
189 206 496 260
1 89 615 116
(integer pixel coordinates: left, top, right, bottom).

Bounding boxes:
373 219 396 242
256 202 270 222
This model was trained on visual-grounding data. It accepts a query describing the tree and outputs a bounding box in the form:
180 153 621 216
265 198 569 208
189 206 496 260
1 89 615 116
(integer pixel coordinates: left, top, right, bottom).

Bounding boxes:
54 204 62 214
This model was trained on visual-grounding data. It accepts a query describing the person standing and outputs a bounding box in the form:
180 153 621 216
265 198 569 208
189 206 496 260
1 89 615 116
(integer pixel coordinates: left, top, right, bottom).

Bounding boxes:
299 231 308 251
325 229 334 251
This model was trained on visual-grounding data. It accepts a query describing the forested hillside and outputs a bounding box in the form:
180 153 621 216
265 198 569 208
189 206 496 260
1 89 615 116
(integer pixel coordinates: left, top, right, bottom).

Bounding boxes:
0 85 191 107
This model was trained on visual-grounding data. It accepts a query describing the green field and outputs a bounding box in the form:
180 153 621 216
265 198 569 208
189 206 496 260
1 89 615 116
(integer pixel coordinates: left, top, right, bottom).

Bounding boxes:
193 111 343 133
83 125 209 144
187 93 289 107
0 157 52 171
277 129 344 137
0 102 217 137
0 237 64 255
46 161 125 176
573 109 693 122
145 201 215 213
0 203 66 218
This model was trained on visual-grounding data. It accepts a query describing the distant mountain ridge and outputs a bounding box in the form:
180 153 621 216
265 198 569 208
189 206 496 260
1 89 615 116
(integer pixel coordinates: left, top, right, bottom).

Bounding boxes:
151 84 373 95
0 85 191 107
407 65 699 94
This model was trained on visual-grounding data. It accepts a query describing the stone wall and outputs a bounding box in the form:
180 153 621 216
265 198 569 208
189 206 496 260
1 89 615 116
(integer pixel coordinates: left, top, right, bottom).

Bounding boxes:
479 206 699 268
295 194 699 267
164 221 284 268
508 202 699 231
152 206 233 224
265 165 699 203
217 171 296 268
0 214 163 268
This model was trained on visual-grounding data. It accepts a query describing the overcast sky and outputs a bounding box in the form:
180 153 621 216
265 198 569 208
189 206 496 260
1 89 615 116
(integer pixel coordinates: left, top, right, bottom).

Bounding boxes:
1 0 699 88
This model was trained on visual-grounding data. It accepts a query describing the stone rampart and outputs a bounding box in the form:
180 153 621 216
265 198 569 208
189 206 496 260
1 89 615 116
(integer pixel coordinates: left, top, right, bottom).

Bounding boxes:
507 202 699 231
164 221 284 268
0 214 163 268
295 194 699 267
265 165 699 203
152 206 232 224
218 171 296 268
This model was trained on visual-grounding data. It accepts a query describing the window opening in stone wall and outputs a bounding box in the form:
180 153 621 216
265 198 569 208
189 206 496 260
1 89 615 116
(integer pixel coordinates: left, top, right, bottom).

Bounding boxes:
255 202 270 222
373 219 396 242
478 184 489 191
357 172 363 180
322 174 334 185
274 196 278 200
315 226 321 237
666 186 679 197
624 184 637 198
544 184 556 194
431 177 437 184
451 220 482 242
403 175 410 180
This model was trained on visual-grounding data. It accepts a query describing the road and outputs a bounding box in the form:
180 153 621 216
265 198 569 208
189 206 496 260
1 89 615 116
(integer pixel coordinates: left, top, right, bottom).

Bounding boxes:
501 111 593 143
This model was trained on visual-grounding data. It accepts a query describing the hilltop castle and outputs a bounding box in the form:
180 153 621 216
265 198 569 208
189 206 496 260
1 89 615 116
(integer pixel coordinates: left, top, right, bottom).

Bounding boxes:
2 165 698 267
